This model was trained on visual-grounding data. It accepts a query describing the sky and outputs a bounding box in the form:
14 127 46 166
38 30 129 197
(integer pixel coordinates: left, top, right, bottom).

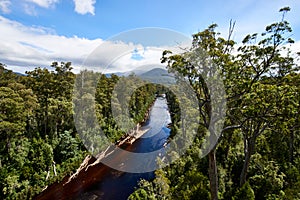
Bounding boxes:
0 0 300 73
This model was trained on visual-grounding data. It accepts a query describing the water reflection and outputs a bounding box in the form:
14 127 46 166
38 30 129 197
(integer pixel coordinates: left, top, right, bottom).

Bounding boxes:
77 98 171 200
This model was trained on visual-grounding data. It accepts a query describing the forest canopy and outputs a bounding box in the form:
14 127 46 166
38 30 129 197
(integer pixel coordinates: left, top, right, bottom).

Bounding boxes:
0 6 299 200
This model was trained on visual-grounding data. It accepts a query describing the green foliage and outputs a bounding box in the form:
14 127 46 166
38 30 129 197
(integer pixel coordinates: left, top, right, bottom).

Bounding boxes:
53 130 80 164
133 6 299 200
94 73 159 143
165 88 181 139
25 62 75 139
1 6 300 200
249 154 286 199
283 159 300 199
129 180 157 200
0 63 18 87
0 62 86 199
233 182 255 200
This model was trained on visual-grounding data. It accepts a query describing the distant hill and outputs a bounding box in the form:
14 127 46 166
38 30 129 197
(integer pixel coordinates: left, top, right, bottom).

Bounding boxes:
104 67 175 84
14 72 25 76
138 68 175 84
140 68 168 77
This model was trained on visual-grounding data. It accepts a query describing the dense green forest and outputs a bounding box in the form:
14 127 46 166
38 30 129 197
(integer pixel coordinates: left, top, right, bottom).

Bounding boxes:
0 6 299 200
129 7 300 200
0 62 86 199
0 63 159 199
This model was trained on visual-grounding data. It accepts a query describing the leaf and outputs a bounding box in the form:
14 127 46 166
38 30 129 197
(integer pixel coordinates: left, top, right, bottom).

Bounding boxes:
279 7 290 12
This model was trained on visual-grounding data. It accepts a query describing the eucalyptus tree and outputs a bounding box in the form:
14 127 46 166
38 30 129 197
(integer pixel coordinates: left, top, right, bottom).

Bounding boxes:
162 22 236 200
161 7 298 199
25 62 75 139
233 7 298 186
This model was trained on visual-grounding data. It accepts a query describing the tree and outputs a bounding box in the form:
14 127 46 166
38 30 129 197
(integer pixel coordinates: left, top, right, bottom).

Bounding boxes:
233 7 298 186
0 63 17 87
25 62 75 139
0 63 87 199
0 86 26 155
162 22 236 200
161 6 298 199
233 182 255 200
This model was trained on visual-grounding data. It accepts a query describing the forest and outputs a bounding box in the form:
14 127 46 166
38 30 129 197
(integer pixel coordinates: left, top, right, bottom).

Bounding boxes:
0 7 299 200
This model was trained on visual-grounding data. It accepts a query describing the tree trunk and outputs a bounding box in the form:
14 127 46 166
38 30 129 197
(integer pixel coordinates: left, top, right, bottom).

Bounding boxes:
240 138 255 186
208 148 218 200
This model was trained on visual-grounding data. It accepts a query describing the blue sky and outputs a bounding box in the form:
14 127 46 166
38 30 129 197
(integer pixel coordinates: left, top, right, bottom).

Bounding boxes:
1 0 300 73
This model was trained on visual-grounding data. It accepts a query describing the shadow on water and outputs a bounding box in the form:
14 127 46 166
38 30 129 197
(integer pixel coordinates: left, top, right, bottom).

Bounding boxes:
77 97 171 200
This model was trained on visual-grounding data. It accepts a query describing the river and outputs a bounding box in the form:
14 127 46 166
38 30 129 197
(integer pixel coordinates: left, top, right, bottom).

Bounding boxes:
76 97 171 200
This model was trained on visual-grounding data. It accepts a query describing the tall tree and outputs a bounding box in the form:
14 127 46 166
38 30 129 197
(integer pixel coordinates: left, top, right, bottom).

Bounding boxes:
162 22 236 200
234 7 298 186
25 62 75 139
161 7 298 198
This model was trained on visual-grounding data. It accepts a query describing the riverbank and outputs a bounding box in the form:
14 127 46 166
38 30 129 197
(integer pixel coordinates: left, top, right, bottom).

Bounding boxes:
35 131 150 200
34 99 158 200
76 97 171 199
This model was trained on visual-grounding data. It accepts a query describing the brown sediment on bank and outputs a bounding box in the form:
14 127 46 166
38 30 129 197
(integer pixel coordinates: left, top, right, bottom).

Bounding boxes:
117 125 150 145
34 101 156 200
34 123 150 200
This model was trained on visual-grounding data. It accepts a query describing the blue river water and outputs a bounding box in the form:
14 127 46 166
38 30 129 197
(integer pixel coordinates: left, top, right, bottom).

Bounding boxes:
77 97 171 200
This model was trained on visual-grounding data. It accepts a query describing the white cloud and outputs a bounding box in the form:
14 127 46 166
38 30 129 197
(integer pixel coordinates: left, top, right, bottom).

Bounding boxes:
0 0 11 14
109 46 187 74
25 0 59 8
0 16 194 74
115 48 165 72
0 16 103 73
0 16 172 74
83 41 144 73
83 40 190 74
290 41 300 65
9 19 300 77
23 3 37 16
1 14 298 76
73 0 96 15
80 42 162 73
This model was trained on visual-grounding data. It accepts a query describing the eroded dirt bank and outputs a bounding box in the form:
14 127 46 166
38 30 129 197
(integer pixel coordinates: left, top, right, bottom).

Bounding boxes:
34 98 170 200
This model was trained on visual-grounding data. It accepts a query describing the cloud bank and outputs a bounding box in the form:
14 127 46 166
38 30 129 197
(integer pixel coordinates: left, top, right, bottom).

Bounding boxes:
0 16 182 74
0 16 103 73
